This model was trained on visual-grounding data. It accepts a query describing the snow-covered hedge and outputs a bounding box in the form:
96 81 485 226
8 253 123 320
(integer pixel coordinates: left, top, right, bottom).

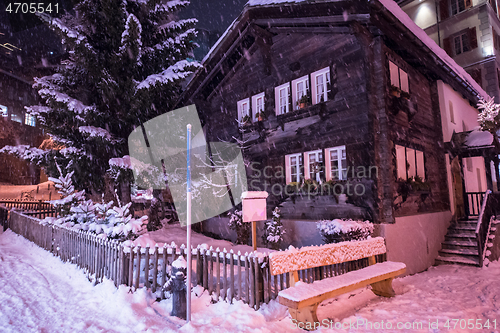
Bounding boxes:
317 219 373 244
41 162 148 241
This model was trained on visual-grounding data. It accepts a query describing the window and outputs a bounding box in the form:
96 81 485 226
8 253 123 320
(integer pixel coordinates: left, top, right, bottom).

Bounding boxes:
443 27 477 57
396 145 425 180
311 67 330 104
237 98 250 125
389 61 409 93
285 153 303 183
466 157 473 172
292 75 309 110
252 92 265 122
10 113 22 123
325 146 347 181
450 0 471 15
275 83 290 115
24 113 35 127
449 101 455 124
0 105 7 117
454 32 470 55
305 150 324 181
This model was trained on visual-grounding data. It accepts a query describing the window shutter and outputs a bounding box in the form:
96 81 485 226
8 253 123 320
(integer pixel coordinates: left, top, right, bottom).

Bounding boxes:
439 0 449 20
494 30 499 50
443 36 453 56
468 68 482 87
328 64 338 101
469 27 478 49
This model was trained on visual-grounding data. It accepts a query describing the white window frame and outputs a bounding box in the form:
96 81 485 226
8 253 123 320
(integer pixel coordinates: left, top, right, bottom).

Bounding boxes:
325 146 347 181
291 75 309 110
275 83 290 115
453 32 470 55
252 92 265 122
389 61 409 93
285 153 303 183
396 145 425 180
237 98 250 125
311 67 330 105
304 149 323 182
24 113 35 127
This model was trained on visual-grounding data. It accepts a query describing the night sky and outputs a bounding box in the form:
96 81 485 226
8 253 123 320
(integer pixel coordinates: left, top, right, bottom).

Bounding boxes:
181 0 248 33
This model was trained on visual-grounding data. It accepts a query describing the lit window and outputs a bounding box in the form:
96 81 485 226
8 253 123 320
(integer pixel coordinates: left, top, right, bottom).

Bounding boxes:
389 61 409 93
252 92 265 122
285 153 303 183
305 150 323 182
292 75 309 110
396 145 425 180
275 83 290 115
0 105 7 117
454 32 470 55
24 113 36 127
325 146 347 181
450 0 471 15
237 98 250 125
311 67 330 104
11 113 22 123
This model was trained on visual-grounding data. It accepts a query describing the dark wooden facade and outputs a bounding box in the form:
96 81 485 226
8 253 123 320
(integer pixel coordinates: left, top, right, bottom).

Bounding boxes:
178 0 483 223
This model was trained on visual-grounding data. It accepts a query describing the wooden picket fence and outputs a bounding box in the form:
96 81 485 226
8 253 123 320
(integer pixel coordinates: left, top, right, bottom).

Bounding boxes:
0 208 377 310
0 200 57 219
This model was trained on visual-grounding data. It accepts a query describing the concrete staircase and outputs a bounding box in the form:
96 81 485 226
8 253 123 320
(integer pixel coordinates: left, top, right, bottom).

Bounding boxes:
435 217 497 267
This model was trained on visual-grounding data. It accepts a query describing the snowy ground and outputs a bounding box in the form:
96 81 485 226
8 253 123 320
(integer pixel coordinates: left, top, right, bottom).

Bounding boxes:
0 181 58 201
2 228 500 332
135 223 275 255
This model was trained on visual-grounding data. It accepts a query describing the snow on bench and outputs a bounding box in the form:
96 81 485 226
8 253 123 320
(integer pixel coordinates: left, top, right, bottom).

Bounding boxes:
268 237 406 330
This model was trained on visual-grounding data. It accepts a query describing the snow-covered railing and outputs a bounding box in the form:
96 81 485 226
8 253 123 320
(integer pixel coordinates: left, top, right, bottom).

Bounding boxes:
4 209 379 310
475 190 499 266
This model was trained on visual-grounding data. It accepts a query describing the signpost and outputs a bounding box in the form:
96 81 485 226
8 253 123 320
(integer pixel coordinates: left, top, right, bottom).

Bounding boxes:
186 124 192 323
241 191 268 251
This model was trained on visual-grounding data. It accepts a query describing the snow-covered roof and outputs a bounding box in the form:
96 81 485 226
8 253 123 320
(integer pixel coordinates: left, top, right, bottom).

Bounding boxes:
465 129 494 147
197 0 489 102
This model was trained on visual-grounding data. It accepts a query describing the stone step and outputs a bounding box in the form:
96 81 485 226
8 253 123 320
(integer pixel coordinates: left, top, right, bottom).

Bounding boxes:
435 255 480 267
449 225 476 232
441 240 477 249
439 248 479 257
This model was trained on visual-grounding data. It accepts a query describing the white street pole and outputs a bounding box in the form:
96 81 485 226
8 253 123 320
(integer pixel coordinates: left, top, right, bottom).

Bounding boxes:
186 124 192 323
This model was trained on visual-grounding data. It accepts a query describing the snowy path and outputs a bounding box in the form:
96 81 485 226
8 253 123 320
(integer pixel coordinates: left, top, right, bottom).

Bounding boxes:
3 227 500 333
0 229 182 333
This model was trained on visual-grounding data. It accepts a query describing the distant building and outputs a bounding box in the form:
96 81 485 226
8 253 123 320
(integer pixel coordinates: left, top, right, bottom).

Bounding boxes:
399 0 500 102
0 3 64 185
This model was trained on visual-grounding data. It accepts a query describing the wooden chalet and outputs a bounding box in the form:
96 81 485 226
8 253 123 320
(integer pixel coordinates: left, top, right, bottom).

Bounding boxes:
177 0 495 272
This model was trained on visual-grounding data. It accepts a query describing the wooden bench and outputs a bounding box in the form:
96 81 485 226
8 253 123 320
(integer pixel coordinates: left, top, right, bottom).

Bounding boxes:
268 237 406 329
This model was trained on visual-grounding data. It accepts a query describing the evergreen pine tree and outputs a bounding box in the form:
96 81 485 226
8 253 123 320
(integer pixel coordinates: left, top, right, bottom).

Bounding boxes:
2 0 200 196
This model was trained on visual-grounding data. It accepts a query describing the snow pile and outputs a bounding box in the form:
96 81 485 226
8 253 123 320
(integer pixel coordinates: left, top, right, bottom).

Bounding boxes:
317 219 374 244
268 237 386 275
465 129 493 147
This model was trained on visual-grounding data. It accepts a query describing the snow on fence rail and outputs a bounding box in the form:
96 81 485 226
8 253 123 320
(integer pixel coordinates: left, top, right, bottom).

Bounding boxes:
0 207 380 310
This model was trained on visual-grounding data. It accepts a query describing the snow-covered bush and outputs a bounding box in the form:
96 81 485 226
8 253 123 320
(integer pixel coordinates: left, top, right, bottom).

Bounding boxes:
43 171 148 241
48 161 86 220
317 219 374 244
228 209 250 245
263 207 285 250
